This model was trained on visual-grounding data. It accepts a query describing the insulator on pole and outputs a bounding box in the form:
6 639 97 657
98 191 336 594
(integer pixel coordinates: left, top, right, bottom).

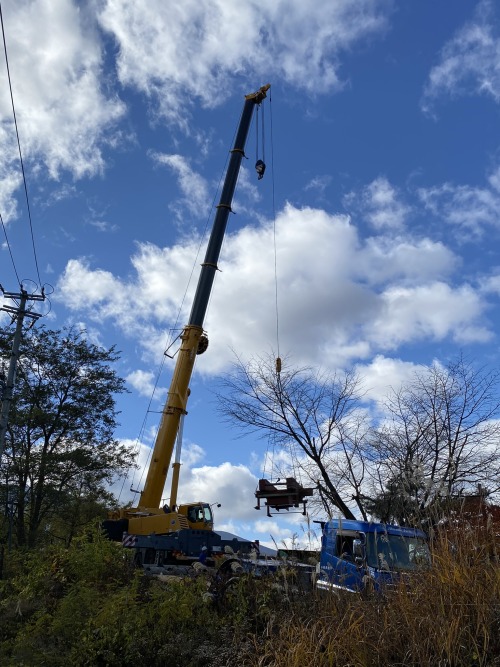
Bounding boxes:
276 357 282 374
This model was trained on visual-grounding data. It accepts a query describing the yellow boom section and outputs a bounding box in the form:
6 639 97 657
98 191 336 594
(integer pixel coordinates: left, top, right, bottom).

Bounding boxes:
138 324 203 509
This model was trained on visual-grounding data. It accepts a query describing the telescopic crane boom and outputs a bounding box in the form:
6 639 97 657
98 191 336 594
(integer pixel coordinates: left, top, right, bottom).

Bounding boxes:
107 84 270 539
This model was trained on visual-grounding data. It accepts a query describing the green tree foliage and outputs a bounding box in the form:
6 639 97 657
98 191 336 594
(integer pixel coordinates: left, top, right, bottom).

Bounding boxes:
0 325 134 547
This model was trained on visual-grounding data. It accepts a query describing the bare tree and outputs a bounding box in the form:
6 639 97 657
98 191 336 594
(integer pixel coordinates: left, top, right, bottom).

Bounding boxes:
216 353 369 520
368 356 500 525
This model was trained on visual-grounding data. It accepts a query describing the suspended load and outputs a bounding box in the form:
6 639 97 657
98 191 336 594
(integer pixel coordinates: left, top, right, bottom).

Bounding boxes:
254 477 314 517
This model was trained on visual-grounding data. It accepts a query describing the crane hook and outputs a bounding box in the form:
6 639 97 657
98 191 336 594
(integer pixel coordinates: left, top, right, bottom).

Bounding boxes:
255 159 266 180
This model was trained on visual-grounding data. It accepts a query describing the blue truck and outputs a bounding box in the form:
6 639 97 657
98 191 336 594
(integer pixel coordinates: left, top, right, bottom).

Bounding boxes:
316 519 431 593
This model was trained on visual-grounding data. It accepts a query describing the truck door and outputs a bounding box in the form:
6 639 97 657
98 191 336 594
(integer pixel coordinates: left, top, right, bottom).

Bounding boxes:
319 526 362 592
334 531 361 591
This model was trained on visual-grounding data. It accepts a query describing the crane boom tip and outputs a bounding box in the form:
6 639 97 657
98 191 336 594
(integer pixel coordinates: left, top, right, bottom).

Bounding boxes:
245 83 271 103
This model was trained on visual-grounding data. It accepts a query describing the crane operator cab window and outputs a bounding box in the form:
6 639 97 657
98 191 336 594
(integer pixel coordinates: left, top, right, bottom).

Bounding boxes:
188 505 213 524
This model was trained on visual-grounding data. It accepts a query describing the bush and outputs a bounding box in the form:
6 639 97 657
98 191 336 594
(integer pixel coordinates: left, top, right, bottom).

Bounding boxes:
0 528 498 666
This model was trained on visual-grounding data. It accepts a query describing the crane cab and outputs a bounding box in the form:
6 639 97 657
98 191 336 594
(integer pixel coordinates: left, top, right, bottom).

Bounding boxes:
178 502 214 530
104 501 215 539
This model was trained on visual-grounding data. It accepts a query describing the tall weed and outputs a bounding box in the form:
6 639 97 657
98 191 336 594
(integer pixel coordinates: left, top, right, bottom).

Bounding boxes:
242 531 499 667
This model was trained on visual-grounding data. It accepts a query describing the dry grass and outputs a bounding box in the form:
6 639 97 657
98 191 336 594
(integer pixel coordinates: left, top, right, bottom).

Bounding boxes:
240 532 500 667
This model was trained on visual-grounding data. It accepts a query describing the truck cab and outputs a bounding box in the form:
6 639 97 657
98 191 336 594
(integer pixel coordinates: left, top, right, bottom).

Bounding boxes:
316 519 430 594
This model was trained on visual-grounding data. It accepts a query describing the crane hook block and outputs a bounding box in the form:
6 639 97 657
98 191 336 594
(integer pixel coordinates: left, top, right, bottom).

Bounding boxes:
255 159 266 180
197 333 209 355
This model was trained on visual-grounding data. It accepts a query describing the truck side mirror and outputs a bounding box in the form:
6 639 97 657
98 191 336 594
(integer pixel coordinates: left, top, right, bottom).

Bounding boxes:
353 538 365 569
353 539 364 558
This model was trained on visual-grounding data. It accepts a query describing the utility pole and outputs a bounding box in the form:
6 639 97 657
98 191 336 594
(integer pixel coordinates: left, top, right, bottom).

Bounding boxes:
0 285 44 462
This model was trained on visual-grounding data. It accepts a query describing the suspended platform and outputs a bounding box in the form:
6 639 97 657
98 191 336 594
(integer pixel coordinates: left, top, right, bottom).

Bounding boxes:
254 477 314 517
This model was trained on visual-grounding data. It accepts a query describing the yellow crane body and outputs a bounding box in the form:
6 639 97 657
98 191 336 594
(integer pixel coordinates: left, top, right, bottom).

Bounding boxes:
106 84 270 544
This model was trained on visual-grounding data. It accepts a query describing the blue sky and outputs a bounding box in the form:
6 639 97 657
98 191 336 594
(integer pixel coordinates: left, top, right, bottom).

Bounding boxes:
2 0 500 548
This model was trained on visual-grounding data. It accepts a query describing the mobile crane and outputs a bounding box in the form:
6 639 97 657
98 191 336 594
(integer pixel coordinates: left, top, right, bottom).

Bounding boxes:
103 84 271 566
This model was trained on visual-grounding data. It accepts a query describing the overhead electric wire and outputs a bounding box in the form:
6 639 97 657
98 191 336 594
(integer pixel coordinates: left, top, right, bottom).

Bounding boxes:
0 210 20 285
0 1 42 288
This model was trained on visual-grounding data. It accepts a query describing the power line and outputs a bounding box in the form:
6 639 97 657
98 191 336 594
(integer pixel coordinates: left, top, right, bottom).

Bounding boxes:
0 210 20 285
0 1 42 287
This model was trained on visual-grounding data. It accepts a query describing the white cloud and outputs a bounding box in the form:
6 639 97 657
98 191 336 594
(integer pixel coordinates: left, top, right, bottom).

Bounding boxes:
356 355 428 404
305 175 333 195
371 282 490 348
85 202 117 233
345 176 410 230
253 519 293 540
59 258 122 307
233 166 261 207
57 247 195 354
481 272 500 296
98 0 391 126
174 461 259 523
422 0 500 113
108 438 148 505
359 236 458 285
150 152 210 219
126 369 156 397
0 0 391 218
418 166 500 239
57 201 490 374
0 138 22 222
172 443 206 468
0 0 125 217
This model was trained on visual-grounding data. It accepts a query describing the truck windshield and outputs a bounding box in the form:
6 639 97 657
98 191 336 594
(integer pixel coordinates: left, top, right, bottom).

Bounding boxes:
366 532 430 572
